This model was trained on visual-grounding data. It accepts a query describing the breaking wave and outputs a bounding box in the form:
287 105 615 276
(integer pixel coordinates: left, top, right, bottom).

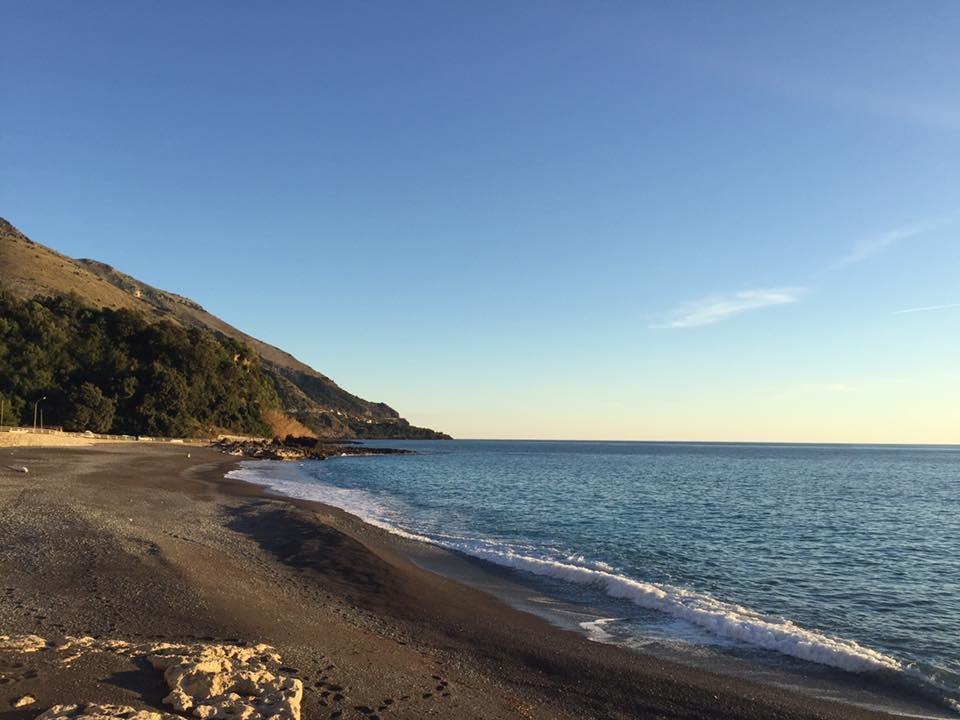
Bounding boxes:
432 543 903 673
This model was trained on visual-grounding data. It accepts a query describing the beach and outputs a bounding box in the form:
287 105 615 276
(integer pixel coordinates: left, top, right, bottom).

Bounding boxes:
0 443 905 719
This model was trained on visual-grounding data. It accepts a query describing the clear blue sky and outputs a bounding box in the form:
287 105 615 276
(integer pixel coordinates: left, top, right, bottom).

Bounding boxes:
4 2 959 441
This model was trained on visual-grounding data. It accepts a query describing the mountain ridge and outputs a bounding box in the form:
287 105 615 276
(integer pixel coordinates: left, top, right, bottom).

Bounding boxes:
0 217 449 439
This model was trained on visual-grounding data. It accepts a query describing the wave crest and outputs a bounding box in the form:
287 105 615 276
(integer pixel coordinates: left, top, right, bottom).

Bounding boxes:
440 544 902 674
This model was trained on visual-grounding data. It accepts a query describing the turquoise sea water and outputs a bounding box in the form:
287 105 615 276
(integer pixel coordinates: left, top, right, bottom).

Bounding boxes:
229 440 960 714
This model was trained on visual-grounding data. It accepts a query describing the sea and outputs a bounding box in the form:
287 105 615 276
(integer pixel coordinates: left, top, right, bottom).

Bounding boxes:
227 440 960 717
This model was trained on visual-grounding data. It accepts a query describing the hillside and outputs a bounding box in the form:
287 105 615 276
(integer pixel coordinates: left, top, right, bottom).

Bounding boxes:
0 217 449 439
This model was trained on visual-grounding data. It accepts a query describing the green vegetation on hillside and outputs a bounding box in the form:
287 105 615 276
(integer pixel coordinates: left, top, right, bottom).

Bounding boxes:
0 293 280 437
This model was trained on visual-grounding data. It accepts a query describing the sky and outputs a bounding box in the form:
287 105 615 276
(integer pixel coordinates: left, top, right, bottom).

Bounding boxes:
3 1 959 443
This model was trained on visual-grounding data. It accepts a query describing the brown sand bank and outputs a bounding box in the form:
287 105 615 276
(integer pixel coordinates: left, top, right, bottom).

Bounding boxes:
0 429 208 449
0 444 902 719
0 431 101 449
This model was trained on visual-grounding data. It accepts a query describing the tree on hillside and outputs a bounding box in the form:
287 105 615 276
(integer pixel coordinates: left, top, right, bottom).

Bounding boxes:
64 382 116 433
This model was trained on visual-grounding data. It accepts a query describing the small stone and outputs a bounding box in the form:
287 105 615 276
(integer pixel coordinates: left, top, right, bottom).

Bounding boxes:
13 694 36 707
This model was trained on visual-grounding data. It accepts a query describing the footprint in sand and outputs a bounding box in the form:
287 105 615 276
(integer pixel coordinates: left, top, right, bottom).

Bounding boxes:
428 674 451 697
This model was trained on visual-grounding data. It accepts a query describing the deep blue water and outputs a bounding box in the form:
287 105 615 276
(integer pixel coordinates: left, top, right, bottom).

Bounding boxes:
230 440 960 713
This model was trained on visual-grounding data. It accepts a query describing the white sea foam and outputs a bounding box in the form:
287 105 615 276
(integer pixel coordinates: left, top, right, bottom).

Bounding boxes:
580 617 619 643
565 554 616 572
437 545 904 674
227 463 904 675
227 463 430 542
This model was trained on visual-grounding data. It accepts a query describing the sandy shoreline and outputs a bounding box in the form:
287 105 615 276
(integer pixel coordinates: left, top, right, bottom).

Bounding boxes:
0 443 920 719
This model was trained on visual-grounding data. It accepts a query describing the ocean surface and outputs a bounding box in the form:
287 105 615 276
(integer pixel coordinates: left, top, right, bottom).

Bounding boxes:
228 440 960 715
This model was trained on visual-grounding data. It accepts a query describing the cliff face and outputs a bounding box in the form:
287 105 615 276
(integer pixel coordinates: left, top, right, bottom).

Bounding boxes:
0 217 450 439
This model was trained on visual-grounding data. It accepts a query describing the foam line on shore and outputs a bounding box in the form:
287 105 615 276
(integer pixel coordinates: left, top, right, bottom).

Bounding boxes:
438 544 903 673
224 465 904 676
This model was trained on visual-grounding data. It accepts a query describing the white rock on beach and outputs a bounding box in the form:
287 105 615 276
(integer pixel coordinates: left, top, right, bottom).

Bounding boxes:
0 634 48 652
36 703 181 719
147 642 303 720
58 636 133 651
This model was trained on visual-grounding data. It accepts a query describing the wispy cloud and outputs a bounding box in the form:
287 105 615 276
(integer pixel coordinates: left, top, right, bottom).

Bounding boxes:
650 287 803 329
894 302 960 315
827 88 960 133
833 224 926 269
694 51 960 133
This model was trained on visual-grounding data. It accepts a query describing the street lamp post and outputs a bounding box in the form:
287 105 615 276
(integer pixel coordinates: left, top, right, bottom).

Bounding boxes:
33 396 46 432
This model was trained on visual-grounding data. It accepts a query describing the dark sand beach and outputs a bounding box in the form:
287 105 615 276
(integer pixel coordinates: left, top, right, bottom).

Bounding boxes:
0 444 902 719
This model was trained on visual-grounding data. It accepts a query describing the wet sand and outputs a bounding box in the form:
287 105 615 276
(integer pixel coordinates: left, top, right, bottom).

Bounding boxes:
0 444 906 719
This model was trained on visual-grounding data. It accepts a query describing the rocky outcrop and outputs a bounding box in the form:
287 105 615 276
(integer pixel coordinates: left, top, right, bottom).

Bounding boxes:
1 634 302 720
214 436 413 462
148 643 302 720
214 438 310 461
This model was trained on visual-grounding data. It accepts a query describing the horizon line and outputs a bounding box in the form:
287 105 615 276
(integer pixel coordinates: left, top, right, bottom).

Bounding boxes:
399 437 960 447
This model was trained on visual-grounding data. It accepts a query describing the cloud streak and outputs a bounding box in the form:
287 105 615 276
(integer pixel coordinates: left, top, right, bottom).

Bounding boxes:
894 302 960 315
827 87 960 133
833 225 925 269
650 287 803 329
695 50 960 133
